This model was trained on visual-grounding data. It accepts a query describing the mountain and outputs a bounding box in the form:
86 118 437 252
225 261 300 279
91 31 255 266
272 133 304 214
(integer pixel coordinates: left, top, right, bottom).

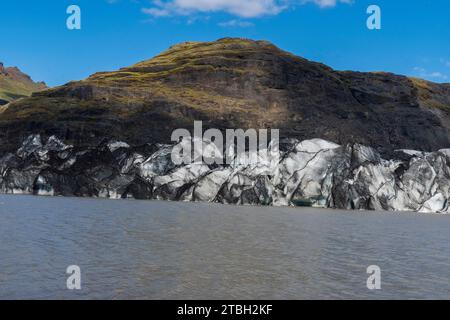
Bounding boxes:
0 38 449 212
0 62 47 105
0 38 449 155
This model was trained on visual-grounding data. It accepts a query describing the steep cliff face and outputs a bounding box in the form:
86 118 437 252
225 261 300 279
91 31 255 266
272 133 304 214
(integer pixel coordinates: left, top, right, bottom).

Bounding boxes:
0 62 47 105
0 38 449 155
1 134 449 213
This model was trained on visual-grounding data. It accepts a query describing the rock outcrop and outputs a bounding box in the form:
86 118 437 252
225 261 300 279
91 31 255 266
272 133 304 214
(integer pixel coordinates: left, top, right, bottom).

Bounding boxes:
1 134 448 213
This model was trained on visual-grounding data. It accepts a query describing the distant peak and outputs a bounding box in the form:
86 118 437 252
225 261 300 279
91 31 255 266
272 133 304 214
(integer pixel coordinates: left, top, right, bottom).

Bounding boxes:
0 62 47 105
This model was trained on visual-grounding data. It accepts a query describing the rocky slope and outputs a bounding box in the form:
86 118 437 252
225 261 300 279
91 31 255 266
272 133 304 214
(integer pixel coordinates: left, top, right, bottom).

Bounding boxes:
0 134 448 213
0 38 449 156
0 62 47 105
0 38 449 212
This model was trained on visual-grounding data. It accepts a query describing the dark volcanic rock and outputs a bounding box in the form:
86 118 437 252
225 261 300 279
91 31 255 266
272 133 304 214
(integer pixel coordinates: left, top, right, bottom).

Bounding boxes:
0 38 448 155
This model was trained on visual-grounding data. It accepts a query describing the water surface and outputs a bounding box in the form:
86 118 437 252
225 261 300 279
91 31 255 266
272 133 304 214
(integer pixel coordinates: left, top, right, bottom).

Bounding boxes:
0 195 449 299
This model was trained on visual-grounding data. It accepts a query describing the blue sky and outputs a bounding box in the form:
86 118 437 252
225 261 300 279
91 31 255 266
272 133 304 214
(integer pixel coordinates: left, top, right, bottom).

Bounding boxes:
1 0 449 87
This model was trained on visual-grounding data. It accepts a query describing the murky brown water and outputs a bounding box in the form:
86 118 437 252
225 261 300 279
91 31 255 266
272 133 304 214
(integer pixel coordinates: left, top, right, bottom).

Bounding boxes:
0 195 449 299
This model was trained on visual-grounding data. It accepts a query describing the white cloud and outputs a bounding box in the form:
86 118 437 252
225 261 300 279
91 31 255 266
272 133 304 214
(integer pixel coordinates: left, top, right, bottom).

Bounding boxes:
302 0 353 8
143 0 285 18
413 66 426 73
218 20 255 27
414 66 448 81
142 7 171 17
142 0 353 19
440 58 450 68
428 72 448 80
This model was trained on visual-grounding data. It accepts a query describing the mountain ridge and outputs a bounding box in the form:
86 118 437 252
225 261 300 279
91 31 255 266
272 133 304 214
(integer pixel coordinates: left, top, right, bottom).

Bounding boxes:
0 38 449 155
0 62 47 105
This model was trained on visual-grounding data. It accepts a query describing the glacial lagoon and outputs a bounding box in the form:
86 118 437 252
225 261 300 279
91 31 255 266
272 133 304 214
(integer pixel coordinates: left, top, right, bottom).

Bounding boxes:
0 195 449 299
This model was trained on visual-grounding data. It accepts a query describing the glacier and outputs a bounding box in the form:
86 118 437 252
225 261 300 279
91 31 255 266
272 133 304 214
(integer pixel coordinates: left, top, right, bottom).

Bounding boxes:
0 134 448 213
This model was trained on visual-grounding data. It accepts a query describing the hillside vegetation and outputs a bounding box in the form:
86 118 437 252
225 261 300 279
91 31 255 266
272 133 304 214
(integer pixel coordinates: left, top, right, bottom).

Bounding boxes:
0 62 46 105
